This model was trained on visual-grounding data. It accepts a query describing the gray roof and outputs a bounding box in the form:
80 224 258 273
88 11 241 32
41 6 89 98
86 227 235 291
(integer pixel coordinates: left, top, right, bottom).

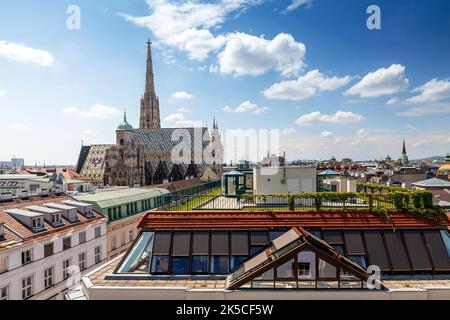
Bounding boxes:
318 169 340 176
223 170 245 176
412 178 450 188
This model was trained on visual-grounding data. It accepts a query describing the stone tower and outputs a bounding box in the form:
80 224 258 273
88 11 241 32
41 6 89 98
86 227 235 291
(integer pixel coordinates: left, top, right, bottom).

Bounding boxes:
139 40 161 129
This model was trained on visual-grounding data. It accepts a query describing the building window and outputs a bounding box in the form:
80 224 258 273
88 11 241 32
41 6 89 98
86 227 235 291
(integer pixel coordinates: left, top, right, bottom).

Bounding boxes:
52 213 62 225
32 217 43 230
79 252 87 271
121 232 126 246
113 207 117 220
63 237 71 251
210 256 229 274
151 256 170 273
95 227 101 239
63 259 71 280
129 230 134 242
44 243 54 258
230 256 247 270
44 267 54 289
79 231 86 244
111 237 117 250
172 257 190 274
0 256 7 273
21 249 32 265
297 262 311 278
118 206 122 219
192 256 209 274
107 208 112 220
134 203 138 213
126 204 130 215
95 246 102 264
22 275 33 300
348 255 367 269
0 285 8 300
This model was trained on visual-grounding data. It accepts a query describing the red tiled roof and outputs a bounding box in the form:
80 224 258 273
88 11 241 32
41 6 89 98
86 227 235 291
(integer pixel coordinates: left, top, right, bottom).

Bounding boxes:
138 210 450 229
0 194 107 252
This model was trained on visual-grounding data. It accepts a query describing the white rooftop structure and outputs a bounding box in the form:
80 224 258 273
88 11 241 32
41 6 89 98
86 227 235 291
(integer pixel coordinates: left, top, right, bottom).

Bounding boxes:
5 208 42 218
413 177 450 188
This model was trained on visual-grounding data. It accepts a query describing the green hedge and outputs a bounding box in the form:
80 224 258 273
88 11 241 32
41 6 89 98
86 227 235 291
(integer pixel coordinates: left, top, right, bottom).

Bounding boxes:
241 190 445 221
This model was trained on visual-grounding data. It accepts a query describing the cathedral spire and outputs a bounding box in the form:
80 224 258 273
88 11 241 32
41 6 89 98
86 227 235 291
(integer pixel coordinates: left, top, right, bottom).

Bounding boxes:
140 39 161 129
145 40 155 95
402 138 407 154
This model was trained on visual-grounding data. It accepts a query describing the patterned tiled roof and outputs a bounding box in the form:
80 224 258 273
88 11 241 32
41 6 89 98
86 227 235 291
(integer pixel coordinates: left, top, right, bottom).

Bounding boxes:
80 144 114 183
133 127 211 174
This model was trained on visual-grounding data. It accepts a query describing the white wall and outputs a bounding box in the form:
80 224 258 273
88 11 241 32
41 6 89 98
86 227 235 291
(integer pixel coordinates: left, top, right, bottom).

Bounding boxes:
253 167 316 195
0 221 107 300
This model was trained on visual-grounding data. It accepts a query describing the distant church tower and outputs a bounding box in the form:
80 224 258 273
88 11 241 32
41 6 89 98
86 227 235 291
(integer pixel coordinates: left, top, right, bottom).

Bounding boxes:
140 40 161 129
401 138 409 166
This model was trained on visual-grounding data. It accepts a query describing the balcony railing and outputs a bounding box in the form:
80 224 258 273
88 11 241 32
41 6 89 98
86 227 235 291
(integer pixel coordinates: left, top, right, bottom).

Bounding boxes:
158 191 445 221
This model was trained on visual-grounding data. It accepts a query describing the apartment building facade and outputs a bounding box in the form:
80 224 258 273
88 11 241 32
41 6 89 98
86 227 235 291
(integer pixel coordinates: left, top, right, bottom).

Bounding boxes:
0 194 107 300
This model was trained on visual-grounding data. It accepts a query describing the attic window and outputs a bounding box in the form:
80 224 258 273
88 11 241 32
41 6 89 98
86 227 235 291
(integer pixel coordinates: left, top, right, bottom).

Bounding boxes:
32 217 43 230
52 213 62 226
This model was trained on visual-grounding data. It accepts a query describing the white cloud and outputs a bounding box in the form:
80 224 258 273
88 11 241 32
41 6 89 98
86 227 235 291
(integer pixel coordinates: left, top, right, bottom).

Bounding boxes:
406 79 450 104
177 107 191 113
171 91 194 100
10 122 28 130
263 69 351 101
224 101 269 114
320 131 334 138
121 1 306 77
166 28 226 61
406 124 419 134
397 104 450 117
218 33 306 77
62 104 122 119
344 64 409 98
296 111 365 126
0 41 54 66
0 90 5 96
223 105 233 112
356 128 368 139
283 0 313 14
351 128 369 146
164 112 201 127
386 97 400 105
120 0 262 61
282 128 297 136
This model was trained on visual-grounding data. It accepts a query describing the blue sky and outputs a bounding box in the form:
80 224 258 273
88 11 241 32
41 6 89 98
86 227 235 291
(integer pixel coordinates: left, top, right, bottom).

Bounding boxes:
0 0 450 164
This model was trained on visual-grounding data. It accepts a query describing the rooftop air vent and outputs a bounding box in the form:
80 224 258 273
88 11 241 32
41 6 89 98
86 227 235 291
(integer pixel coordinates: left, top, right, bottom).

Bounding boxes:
5 209 46 232
19 190 29 200
0 192 13 202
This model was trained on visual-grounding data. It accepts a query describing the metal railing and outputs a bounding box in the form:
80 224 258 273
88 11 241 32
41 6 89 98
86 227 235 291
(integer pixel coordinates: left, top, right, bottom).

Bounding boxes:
158 192 435 212
169 180 221 197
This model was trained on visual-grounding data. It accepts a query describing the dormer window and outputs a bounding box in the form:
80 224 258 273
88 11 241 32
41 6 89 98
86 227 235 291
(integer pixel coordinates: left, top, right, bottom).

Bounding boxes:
52 213 62 226
32 217 43 230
